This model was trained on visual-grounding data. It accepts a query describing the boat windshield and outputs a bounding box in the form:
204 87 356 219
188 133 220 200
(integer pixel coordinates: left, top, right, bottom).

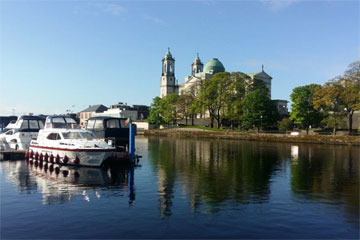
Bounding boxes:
46 117 80 129
81 132 97 140
62 131 97 140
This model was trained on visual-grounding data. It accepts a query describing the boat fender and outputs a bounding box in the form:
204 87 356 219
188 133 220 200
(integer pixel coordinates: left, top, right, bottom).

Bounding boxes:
49 154 54 163
73 156 80 165
35 152 39 160
39 153 43 161
30 150 34 159
25 151 30 160
63 155 69 164
63 170 69 177
44 153 49 162
55 154 60 164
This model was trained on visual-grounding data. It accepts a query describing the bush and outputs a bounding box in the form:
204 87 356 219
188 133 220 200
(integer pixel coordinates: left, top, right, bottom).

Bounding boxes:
278 118 293 132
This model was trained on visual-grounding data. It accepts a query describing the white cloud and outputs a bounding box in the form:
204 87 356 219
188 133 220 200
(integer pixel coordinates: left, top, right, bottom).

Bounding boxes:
143 15 166 26
261 0 299 12
91 2 126 16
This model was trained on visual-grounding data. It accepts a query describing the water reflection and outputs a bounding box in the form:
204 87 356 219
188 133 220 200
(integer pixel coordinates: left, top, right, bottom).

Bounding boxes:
148 137 359 225
1 160 136 205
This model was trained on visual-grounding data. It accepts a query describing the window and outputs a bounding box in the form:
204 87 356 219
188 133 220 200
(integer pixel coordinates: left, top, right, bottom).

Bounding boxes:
81 132 96 140
62 132 82 139
120 119 129 128
20 120 29 129
6 130 13 135
29 120 39 129
38 121 44 129
87 120 95 129
94 120 104 130
47 133 61 140
106 119 120 129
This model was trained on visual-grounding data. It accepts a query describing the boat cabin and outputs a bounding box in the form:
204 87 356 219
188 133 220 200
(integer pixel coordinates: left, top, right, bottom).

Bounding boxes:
13 115 45 133
45 116 79 129
86 117 130 149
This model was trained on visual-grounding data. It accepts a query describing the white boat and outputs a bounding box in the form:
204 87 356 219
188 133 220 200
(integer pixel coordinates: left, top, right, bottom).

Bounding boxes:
29 116 115 167
0 115 45 150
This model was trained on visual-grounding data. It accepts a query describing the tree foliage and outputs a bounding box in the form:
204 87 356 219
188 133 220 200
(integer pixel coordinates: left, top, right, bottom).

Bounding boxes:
290 84 323 134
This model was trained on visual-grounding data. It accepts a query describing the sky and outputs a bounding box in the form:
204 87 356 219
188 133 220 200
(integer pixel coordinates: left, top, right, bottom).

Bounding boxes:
0 0 359 116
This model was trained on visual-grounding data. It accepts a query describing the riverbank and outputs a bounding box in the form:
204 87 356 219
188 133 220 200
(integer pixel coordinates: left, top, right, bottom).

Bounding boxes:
144 128 360 146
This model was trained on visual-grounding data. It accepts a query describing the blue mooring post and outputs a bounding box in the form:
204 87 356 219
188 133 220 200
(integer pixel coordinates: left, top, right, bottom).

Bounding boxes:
129 124 136 159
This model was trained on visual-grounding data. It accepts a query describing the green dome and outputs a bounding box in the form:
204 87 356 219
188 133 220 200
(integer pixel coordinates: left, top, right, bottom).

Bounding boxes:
203 58 225 74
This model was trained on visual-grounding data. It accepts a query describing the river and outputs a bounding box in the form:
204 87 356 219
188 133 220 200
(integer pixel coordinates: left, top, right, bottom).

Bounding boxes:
1 136 359 239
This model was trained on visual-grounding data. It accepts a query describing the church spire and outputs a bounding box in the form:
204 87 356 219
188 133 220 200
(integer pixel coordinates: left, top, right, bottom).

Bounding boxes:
191 53 203 76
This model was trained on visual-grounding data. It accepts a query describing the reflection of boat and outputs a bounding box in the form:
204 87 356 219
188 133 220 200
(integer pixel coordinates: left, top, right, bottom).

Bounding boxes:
25 159 136 205
29 116 115 167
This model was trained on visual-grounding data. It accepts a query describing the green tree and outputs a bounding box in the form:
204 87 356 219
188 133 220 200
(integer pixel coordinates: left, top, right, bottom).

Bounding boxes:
162 94 179 126
224 72 248 129
147 97 164 126
176 94 194 125
278 118 293 132
241 88 278 132
290 84 323 135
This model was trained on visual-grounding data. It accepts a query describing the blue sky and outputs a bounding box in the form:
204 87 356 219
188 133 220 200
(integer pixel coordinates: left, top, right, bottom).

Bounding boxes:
0 0 359 115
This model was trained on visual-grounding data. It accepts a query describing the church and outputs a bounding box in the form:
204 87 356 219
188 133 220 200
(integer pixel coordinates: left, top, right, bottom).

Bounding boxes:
160 49 288 115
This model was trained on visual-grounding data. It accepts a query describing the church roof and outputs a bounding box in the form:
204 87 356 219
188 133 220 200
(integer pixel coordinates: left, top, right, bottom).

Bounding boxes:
203 58 225 74
248 71 272 79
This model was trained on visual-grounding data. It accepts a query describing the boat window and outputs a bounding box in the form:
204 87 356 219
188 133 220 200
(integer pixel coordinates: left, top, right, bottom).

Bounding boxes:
120 119 129 128
106 119 120 129
94 120 104 130
47 133 62 140
20 120 29 129
38 121 44 129
87 120 95 130
6 130 13 135
81 132 97 140
62 132 83 139
29 120 39 129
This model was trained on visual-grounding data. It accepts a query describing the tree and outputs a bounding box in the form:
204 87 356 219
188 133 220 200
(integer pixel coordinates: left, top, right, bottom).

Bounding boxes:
278 118 293 132
162 94 179 126
224 72 247 129
147 97 165 126
313 81 345 135
241 88 278 132
290 84 323 135
199 73 231 128
176 94 194 125
340 61 360 133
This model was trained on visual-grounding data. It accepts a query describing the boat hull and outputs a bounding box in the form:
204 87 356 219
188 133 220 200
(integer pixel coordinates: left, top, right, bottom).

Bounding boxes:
28 145 114 167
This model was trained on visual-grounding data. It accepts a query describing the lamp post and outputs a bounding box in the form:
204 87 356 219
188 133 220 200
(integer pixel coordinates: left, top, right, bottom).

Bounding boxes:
260 115 263 133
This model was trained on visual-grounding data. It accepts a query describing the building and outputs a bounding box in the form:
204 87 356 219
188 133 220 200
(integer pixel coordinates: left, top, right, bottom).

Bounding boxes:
78 104 108 127
159 49 288 116
160 48 178 98
92 102 149 121
272 100 289 117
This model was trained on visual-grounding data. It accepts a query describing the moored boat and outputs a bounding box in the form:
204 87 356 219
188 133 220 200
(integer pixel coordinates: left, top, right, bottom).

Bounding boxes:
28 116 115 167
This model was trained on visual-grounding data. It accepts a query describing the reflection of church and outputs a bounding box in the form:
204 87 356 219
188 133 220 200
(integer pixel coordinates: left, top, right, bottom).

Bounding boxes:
159 49 288 116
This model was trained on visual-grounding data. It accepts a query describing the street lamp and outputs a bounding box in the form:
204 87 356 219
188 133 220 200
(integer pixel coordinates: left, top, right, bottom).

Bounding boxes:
260 115 263 132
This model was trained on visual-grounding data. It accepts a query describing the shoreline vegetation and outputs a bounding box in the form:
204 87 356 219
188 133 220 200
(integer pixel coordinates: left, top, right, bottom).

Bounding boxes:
144 128 360 146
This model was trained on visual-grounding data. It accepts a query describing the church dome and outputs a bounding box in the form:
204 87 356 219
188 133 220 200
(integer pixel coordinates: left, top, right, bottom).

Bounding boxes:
203 58 225 74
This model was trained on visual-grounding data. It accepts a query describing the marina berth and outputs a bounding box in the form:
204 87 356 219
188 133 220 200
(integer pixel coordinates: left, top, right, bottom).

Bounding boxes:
29 116 115 167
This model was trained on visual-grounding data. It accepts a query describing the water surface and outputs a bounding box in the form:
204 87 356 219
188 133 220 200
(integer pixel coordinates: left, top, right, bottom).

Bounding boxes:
1 137 359 239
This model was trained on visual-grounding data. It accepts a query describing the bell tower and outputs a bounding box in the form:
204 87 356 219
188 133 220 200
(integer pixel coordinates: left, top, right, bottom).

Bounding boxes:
160 48 176 98
191 53 203 76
